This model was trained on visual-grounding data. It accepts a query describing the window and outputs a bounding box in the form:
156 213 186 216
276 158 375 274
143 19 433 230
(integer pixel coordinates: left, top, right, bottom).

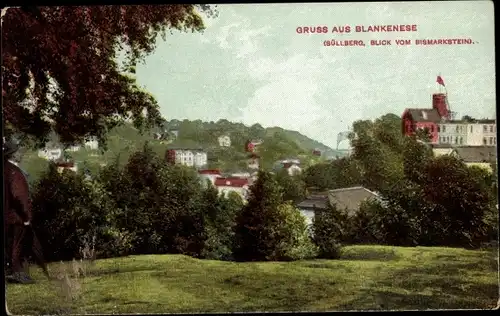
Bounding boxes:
470 126 473 133
455 137 458 144
483 137 487 145
456 126 459 132
459 137 463 144
489 137 493 145
442 125 446 132
490 125 494 133
484 125 488 132
437 125 441 132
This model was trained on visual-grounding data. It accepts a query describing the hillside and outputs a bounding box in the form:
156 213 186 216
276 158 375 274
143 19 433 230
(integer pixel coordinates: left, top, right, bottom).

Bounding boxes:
6 245 498 314
19 119 344 180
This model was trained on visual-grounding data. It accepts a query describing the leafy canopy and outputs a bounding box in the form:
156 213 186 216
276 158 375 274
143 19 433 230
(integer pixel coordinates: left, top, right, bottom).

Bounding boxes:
2 5 217 147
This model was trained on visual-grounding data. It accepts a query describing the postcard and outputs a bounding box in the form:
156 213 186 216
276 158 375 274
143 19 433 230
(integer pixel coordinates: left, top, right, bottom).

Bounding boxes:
3 2 498 313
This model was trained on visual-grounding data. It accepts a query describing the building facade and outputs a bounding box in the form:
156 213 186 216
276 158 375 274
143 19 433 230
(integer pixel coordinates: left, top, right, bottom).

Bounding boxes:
214 177 250 201
218 135 231 147
402 92 496 147
166 148 208 168
437 119 496 146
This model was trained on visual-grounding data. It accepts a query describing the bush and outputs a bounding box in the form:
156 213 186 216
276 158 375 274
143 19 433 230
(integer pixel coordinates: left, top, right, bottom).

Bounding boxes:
98 144 206 256
272 202 318 261
32 164 116 262
312 204 344 259
233 171 316 261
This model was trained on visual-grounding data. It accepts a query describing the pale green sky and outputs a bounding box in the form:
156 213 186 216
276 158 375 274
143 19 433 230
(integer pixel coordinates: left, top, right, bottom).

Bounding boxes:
135 1 495 149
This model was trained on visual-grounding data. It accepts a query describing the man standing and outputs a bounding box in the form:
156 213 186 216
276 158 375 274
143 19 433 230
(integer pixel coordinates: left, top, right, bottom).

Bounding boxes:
3 138 36 283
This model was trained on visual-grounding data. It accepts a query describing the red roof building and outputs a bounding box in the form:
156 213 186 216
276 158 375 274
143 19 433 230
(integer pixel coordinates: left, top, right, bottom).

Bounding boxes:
401 93 450 143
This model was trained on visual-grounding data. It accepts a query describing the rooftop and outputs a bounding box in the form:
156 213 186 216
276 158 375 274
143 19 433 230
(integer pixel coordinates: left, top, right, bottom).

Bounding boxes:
403 108 442 122
452 146 497 163
328 186 380 217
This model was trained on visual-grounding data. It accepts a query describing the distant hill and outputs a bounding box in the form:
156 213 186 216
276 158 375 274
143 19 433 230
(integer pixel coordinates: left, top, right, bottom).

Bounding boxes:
19 119 345 180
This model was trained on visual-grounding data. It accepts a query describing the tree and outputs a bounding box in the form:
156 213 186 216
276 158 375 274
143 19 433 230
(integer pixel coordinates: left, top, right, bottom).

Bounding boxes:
2 5 217 147
312 203 345 258
303 158 362 191
31 163 117 261
274 169 307 204
232 170 283 261
350 115 405 193
420 155 492 247
401 135 433 184
199 187 243 260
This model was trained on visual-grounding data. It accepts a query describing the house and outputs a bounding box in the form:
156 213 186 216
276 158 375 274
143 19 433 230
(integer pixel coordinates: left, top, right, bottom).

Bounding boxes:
218 135 231 147
312 149 322 156
84 137 99 150
296 186 380 227
247 153 260 169
450 146 496 172
401 93 450 143
282 162 302 176
56 161 78 174
214 177 250 201
296 194 330 226
198 169 222 186
245 139 263 152
38 147 62 161
437 119 496 146
329 186 380 217
165 148 208 168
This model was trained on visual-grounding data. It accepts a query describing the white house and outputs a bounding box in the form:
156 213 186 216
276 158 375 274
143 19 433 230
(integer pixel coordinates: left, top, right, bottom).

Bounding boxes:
84 137 99 150
193 151 208 168
437 121 467 145
166 148 207 168
218 135 231 147
38 147 62 161
297 186 380 229
214 177 250 201
283 163 302 176
438 119 496 146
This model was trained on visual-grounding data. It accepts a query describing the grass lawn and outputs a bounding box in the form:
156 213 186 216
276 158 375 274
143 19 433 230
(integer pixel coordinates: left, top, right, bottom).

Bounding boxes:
6 245 499 314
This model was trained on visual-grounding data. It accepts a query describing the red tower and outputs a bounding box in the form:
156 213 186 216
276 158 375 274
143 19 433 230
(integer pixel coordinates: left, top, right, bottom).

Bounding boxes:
432 93 450 120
